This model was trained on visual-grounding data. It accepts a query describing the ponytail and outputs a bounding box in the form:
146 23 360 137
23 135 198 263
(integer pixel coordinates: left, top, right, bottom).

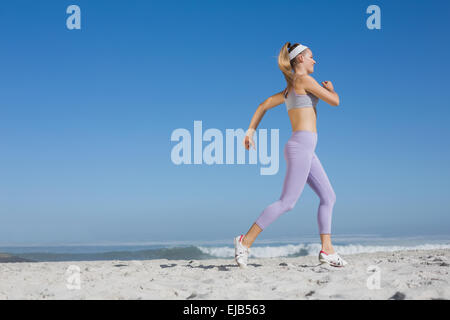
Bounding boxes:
278 42 307 98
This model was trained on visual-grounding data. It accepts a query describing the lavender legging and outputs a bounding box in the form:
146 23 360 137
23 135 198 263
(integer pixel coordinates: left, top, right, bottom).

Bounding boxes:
255 130 336 234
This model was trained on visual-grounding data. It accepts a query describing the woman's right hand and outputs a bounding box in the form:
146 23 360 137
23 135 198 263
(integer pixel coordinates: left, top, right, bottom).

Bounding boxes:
243 128 256 150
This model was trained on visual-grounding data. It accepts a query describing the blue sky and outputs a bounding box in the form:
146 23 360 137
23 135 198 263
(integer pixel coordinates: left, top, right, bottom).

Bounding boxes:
1 0 449 245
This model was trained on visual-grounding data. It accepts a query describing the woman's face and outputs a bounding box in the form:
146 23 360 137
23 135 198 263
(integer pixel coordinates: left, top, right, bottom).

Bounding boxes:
303 50 316 74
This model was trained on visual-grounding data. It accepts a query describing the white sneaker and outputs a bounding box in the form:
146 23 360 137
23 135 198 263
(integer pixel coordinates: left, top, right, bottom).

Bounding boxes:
234 234 250 269
318 250 348 267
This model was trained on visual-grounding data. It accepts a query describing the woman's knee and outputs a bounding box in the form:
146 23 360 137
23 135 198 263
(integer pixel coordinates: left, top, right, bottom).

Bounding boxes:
280 198 297 212
321 191 336 206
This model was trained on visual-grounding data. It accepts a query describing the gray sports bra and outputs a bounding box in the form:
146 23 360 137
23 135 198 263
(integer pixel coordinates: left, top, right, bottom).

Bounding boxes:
284 87 319 111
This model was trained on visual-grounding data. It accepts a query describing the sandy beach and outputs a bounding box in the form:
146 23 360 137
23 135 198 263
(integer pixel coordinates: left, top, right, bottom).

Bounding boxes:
0 248 448 300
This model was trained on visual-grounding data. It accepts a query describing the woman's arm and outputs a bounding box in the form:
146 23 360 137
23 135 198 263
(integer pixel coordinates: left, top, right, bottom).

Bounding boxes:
244 89 286 150
302 75 340 106
246 89 286 131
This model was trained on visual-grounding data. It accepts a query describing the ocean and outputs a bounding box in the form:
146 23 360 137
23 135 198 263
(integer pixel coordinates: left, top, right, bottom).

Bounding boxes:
1 234 449 263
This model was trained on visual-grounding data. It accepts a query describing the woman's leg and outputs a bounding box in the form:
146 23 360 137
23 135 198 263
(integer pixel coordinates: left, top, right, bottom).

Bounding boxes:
307 152 337 253
243 132 317 248
241 223 262 248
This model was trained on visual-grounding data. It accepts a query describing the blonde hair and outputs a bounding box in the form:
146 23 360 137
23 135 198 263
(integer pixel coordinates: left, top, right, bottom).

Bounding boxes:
278 42 310 98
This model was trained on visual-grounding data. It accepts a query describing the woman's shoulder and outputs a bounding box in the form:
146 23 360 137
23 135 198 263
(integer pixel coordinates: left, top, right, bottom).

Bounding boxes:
294 74 318 92
294 74 315 83
284 75 317 97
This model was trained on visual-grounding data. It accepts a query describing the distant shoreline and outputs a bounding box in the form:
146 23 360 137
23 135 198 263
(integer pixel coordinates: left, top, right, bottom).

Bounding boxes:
0 253 35 263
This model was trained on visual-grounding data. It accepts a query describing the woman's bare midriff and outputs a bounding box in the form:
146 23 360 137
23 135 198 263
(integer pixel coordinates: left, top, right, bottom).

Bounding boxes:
288 107 317 133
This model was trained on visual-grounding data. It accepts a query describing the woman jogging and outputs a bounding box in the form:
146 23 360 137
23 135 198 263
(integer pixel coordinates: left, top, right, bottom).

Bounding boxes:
234 42 348 268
